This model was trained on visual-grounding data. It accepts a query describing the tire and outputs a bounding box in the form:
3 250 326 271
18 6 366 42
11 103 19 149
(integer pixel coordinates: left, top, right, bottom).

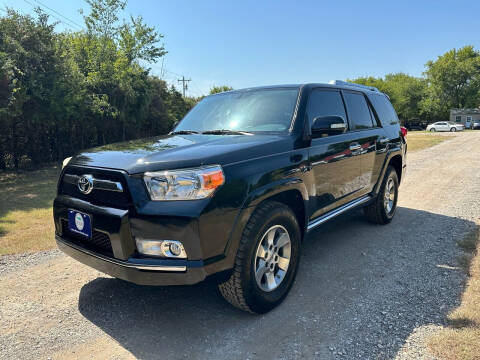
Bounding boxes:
430 128 436 132
450 127 456 132
218 201 301 314
364 166 399 225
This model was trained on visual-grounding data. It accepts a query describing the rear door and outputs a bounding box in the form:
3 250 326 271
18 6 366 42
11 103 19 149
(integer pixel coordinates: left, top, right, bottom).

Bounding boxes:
307 88 365 220
342 90 383 195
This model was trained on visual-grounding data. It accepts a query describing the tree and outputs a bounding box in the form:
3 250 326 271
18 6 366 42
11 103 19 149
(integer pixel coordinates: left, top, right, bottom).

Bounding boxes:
209 85 233 94
351 74 426 122
421 46 480 120
0 8 59 167
383 74 426 122
0 2 194 169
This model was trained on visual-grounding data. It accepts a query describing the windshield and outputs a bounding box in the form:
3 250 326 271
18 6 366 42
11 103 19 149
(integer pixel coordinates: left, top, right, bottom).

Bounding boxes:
174 88 299 133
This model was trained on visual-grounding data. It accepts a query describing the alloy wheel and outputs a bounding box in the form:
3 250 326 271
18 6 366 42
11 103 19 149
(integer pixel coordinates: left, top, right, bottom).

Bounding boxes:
254 225 291 292
383 177 396 214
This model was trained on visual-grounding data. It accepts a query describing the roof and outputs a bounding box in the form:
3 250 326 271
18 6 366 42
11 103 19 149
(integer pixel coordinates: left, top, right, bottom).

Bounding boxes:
208 81 384 97
450 108 480 115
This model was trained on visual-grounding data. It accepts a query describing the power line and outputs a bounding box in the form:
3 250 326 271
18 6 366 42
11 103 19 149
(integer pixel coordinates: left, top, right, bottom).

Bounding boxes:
189 80 205 97
177 76 191 98
32 0 84 29
23 0 82 30
164 68 182 77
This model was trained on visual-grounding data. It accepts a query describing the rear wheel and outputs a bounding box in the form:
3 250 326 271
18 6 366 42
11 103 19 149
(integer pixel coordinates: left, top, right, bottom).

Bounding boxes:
430 128 436 132
218 201 301 314
364 166 399 225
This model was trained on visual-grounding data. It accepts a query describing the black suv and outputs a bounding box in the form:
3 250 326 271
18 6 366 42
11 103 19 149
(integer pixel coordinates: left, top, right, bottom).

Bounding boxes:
54 81 406 313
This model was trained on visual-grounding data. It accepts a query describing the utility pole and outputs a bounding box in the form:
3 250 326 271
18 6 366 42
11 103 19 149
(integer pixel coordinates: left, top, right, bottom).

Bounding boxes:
177 76 191 97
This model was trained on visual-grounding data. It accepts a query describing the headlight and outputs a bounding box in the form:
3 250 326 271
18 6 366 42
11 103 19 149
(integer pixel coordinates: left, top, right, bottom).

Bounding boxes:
62 157 72 169
144 165 225 201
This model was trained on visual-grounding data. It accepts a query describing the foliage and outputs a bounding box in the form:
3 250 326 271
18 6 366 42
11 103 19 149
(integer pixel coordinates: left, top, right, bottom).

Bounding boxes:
351 46 480 124
1 0 480 169
350 74 427 123
0 1 193 169
209 85 233 94
421 46 480 120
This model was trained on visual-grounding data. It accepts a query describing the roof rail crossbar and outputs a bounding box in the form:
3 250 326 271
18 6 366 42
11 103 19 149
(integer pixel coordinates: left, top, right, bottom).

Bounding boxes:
328 80 379 92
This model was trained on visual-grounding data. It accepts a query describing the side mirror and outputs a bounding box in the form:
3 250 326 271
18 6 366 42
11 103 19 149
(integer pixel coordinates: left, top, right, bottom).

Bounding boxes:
311 115 347 136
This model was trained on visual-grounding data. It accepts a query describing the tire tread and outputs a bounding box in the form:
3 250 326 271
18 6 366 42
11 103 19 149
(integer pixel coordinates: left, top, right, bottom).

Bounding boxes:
218 201 285 313
364 166 397 225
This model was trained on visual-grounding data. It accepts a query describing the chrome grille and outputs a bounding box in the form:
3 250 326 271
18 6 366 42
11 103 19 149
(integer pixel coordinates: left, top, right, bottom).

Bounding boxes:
60 167 130 209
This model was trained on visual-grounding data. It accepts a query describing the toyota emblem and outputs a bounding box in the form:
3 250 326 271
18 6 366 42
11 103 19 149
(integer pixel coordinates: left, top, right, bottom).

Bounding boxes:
78 174 94 194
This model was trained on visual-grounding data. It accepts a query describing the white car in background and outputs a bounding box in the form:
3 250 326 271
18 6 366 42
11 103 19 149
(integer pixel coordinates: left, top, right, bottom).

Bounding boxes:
426 121 464 132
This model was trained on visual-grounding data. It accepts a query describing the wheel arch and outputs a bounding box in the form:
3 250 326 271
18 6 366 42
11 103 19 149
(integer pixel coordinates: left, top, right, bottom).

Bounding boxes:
222 179 308 268
256 189 307 241
388 154 403 184
244 179 308 240
372 151 404 196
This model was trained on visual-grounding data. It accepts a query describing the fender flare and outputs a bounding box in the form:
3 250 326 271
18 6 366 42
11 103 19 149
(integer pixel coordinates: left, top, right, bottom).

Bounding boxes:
372 148 403 196
220 178 308 270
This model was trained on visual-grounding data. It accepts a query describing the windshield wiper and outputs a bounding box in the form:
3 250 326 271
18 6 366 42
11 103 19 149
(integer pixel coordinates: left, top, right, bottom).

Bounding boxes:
170 130 199 135
202 129 253 135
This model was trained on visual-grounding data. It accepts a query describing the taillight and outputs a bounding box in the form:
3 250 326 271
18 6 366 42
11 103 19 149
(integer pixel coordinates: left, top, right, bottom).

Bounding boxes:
400 126 408 137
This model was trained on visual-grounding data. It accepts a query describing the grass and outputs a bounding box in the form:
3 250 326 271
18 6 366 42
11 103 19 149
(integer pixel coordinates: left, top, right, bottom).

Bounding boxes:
428 227 480 359
0 165 61 256
407 132 452 152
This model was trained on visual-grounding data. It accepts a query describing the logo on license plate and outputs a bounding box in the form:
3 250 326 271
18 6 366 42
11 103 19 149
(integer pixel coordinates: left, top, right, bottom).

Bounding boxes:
74 213 84 231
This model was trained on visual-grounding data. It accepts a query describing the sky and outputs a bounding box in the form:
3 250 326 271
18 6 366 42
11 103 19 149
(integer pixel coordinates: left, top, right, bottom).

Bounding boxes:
2 0 480 97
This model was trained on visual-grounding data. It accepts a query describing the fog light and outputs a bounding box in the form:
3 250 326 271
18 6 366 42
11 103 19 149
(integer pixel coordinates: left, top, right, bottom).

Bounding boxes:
135 238 187 259
169 242 182 256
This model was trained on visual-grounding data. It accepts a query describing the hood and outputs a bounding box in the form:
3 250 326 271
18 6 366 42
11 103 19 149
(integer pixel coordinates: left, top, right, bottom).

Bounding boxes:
69 133 293 174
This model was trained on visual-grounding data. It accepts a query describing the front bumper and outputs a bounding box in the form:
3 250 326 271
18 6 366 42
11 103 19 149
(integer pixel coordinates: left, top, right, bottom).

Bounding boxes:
56 236 206 285
53 195 210 285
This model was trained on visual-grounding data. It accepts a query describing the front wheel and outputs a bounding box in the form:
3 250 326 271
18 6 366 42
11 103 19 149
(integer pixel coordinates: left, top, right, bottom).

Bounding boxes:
450 127 456 132
218 201 301 314
364 166 399 225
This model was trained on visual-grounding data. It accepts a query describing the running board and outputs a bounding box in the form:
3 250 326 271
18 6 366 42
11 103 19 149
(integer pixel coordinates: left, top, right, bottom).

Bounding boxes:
307 195 371 231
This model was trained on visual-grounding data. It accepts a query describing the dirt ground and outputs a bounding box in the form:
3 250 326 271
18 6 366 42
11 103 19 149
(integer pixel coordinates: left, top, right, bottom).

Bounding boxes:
1 131 479 359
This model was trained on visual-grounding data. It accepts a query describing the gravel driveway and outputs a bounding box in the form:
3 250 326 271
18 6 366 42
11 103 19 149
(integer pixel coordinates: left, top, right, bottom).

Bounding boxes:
1 132 479 360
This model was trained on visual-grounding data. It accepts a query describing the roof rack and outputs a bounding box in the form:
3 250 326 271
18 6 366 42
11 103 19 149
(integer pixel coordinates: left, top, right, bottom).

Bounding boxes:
328 80 379 92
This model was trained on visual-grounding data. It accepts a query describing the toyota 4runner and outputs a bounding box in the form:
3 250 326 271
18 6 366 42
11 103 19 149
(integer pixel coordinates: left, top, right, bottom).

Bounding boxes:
54 81 406 313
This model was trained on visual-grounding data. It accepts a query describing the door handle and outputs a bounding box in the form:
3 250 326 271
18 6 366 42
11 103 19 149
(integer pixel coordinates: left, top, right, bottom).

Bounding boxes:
349 143 361 151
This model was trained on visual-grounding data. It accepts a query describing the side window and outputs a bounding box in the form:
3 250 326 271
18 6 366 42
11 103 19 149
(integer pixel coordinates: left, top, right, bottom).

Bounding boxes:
306 89 347 127
343 91 374 130
369 93 399 126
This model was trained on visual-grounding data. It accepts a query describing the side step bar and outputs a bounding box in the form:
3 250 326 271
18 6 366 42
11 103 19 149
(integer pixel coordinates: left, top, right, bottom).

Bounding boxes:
307 195 371 232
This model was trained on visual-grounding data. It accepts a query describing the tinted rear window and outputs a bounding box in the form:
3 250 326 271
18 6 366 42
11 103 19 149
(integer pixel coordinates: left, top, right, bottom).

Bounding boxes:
369 93 399 126
343 92 374 130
